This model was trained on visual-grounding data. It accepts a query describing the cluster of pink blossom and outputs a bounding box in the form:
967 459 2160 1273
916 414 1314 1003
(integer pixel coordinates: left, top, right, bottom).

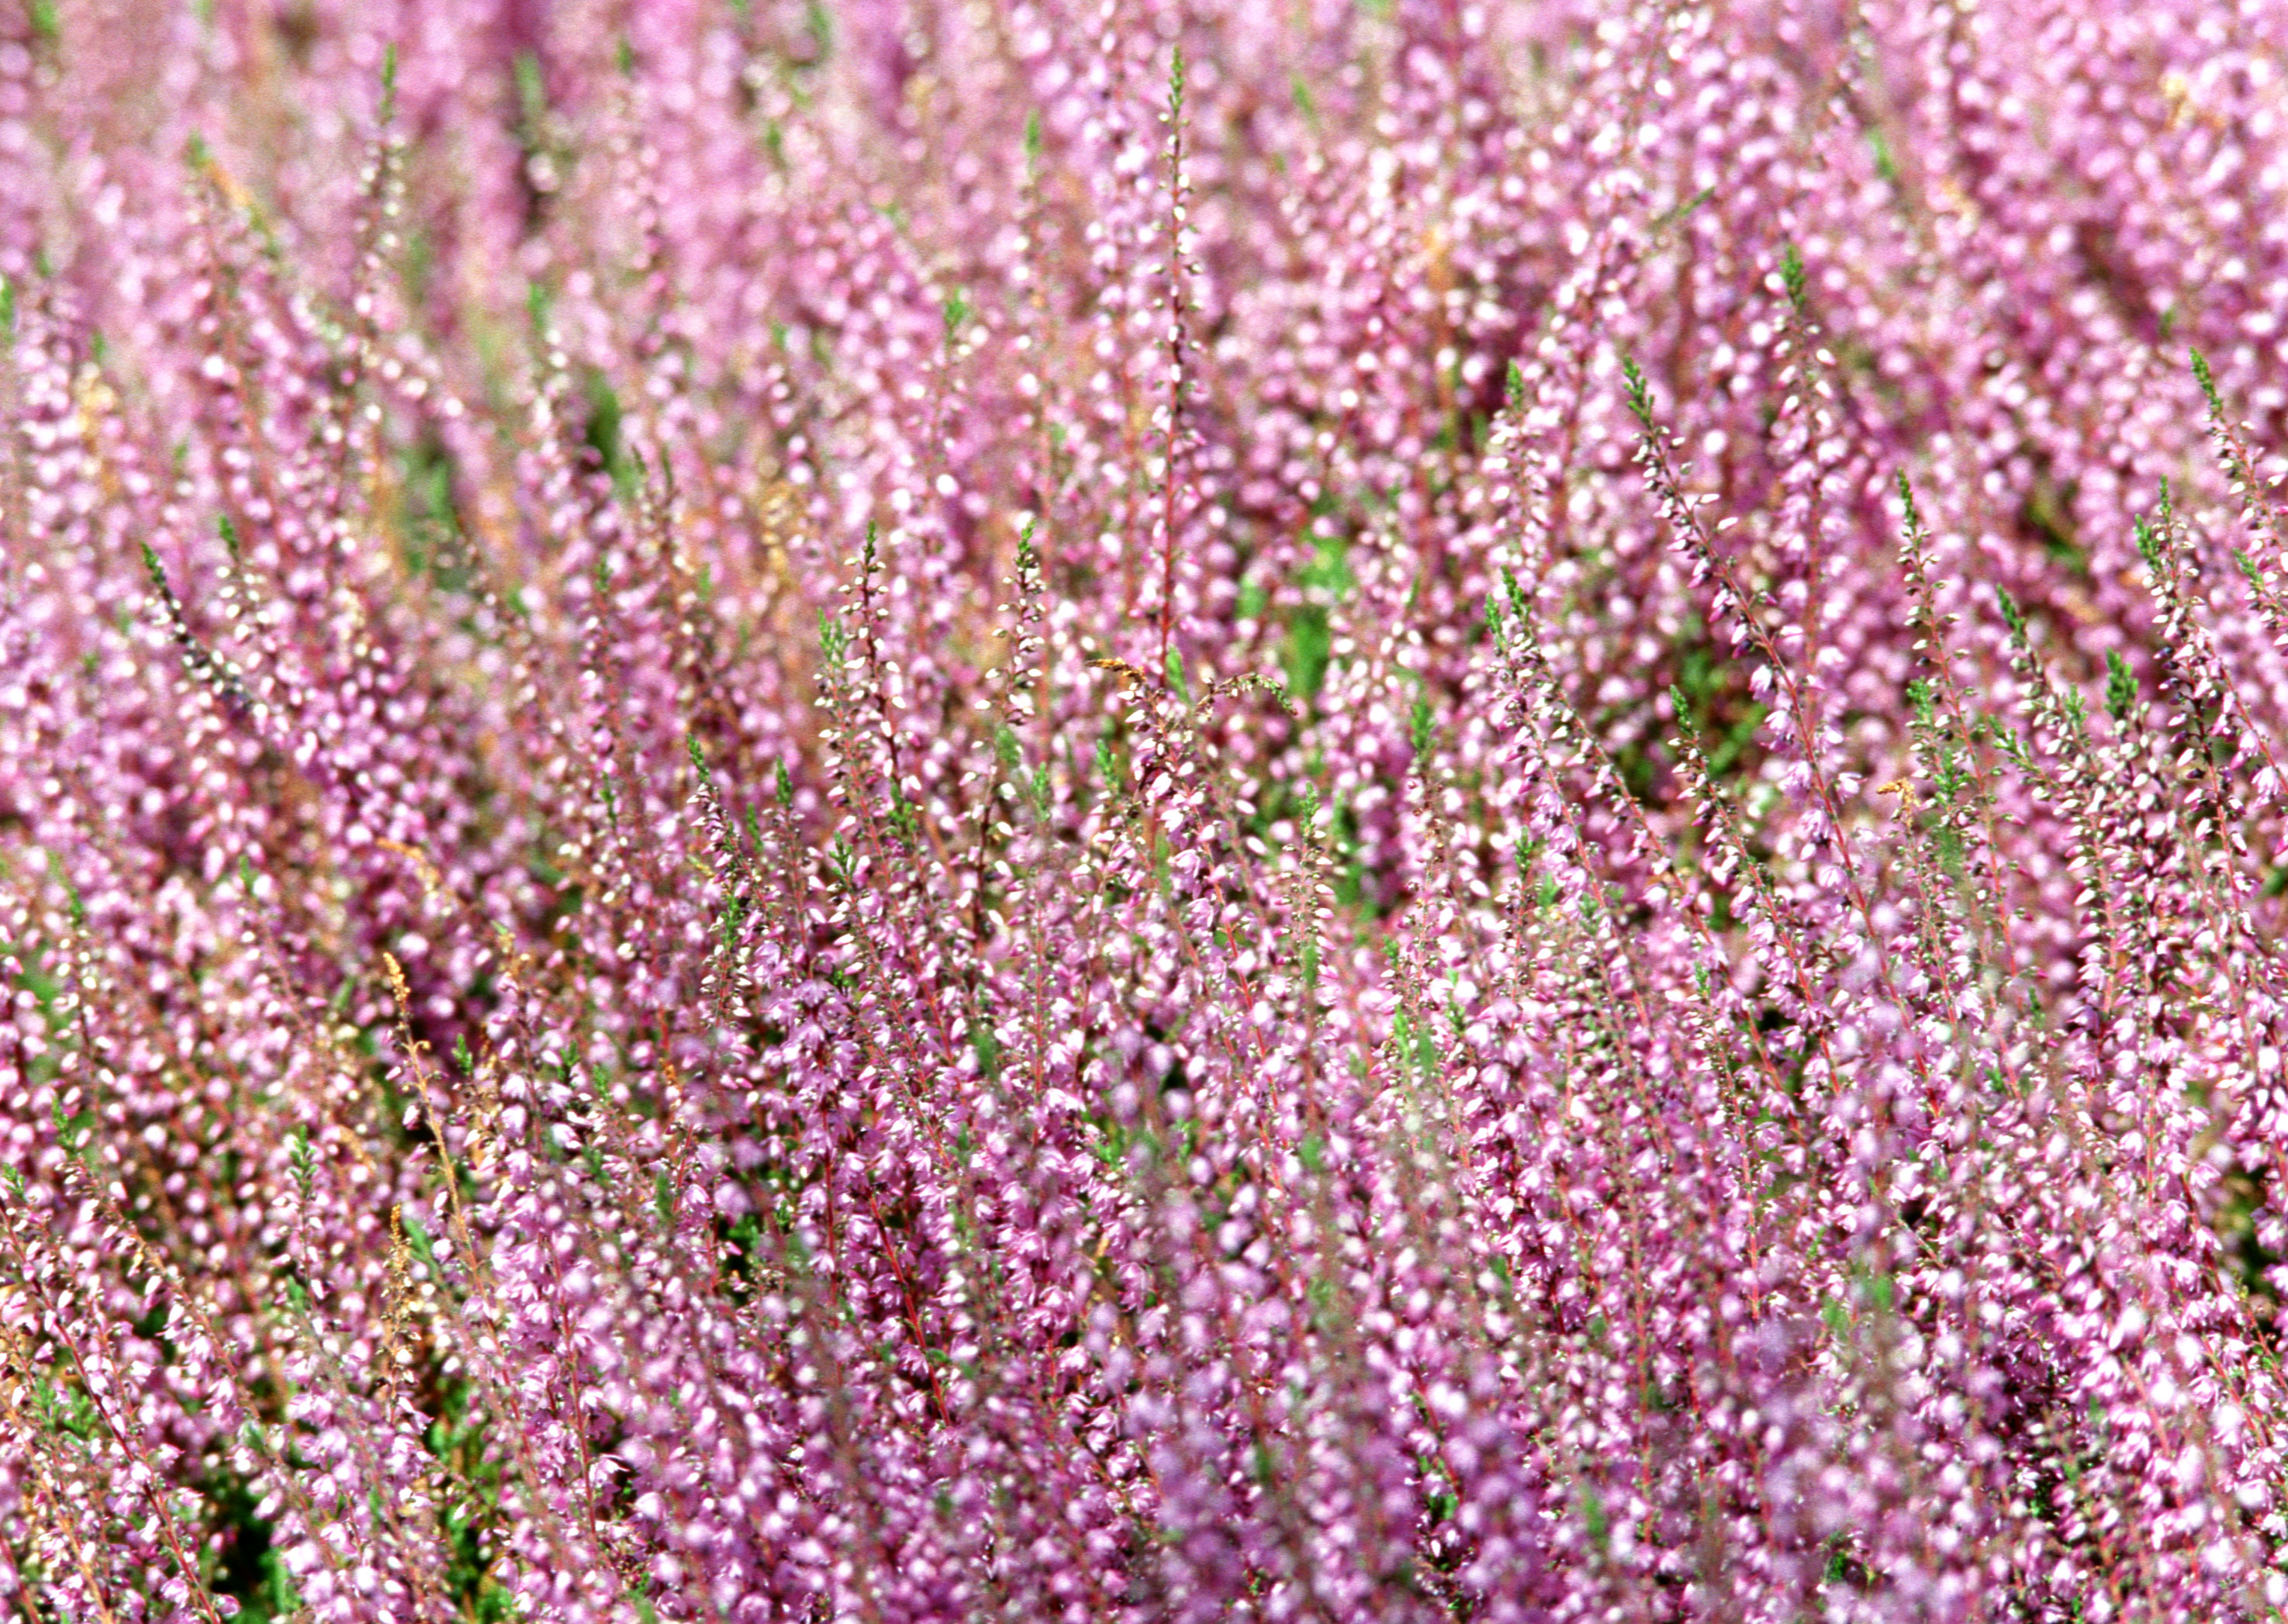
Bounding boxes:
5 0 2288 1619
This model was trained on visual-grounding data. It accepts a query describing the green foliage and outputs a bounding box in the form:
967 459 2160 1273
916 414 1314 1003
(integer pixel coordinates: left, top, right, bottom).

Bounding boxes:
396 434 473 593
426 1380 517 1622
2192 347 2222 415
1281 530 1353 704
2104 650 2138 724
1779 243 1807 310
1621 357 1656 431
580 369 630 493
970 1019 1005 1080
202 1468 300 1622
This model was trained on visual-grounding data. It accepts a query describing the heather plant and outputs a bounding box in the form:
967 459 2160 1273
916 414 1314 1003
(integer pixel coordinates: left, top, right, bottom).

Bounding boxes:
9 0 2288 1619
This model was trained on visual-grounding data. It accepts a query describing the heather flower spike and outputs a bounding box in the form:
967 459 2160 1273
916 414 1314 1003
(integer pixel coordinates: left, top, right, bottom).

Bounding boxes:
8 3 2288 1620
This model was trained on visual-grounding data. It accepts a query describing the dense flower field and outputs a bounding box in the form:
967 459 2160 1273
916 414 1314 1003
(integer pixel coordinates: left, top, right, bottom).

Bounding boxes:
6 0 2288 1618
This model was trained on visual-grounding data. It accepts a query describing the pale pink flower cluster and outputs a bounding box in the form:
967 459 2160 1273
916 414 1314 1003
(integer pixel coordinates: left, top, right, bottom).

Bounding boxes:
4 2 2288 1619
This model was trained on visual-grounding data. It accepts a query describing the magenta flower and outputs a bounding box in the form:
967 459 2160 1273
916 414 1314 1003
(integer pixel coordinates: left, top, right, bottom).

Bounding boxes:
2 2 2286 1619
